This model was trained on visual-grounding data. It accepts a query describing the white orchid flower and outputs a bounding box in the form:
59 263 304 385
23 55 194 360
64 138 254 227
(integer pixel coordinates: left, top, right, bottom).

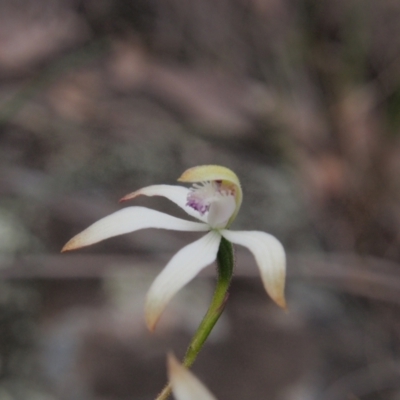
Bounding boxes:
62 165 286 331
168 354 217 400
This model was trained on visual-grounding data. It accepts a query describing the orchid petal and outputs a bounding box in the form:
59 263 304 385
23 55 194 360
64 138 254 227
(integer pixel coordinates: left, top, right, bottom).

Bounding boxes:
168 354 217 400
178 165 242 226
145 231 221 331
61 207 209 252
221 230 286 308
120 184 207 222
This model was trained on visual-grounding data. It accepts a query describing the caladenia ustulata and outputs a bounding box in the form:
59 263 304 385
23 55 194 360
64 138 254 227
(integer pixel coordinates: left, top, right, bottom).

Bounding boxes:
62 165 287 399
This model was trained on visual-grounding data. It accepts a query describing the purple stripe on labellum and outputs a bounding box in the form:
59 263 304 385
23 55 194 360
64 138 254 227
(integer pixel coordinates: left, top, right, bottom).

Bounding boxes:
186 197 210 215
186 181 217 216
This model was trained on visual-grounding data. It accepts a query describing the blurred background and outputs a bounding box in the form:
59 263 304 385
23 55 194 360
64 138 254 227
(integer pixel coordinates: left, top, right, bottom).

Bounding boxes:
1 0 400 399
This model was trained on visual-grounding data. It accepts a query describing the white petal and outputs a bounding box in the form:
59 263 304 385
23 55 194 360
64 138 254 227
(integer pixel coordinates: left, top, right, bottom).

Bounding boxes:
221 230 286 308
168 354 217 400
120 185 208 222
62 206 209 251
145 231 221 331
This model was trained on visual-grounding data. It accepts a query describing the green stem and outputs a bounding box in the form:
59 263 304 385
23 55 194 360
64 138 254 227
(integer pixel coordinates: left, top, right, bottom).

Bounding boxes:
155 237 235 400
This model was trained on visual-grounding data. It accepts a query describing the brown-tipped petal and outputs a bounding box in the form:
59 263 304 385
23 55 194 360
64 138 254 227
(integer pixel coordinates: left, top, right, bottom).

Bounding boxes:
61 206 209 252
221 230 286 309
145 231 221 332
119 184 207 222
120 184 188 204
167 354 217 400
62 237 86 252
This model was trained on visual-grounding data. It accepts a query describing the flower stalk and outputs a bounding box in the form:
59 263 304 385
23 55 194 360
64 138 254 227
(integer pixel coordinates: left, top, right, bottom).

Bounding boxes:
155 237 234 400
